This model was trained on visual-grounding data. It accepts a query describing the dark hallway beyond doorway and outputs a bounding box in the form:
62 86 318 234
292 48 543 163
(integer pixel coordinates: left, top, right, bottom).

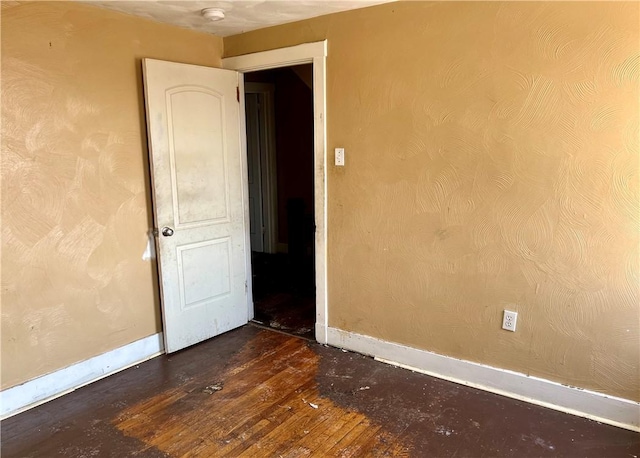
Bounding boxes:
245 64 316 340
251 251 315 339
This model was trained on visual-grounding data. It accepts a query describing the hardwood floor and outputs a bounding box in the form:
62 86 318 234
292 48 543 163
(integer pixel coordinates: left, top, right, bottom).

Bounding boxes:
2 325 639 457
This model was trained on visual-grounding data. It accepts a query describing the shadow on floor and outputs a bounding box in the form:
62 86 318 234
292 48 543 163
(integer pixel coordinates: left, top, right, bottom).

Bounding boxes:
251 251 315 339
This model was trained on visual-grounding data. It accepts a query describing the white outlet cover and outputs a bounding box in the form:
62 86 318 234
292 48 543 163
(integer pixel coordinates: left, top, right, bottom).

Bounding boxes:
502 310 518 332
335 147 345 166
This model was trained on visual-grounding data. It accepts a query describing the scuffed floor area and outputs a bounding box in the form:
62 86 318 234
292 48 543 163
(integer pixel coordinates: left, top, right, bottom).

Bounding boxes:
2 326 638 457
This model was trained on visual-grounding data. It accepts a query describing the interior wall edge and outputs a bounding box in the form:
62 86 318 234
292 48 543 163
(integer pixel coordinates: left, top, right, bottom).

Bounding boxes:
222 0 639 402
0 333 164 419
326 327 640 432
315 321 328 345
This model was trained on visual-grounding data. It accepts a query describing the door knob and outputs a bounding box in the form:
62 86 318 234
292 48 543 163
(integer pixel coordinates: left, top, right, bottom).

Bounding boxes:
161 227 174 237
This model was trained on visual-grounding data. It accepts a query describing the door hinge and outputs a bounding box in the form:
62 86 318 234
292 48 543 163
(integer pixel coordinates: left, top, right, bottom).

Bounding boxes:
245 281 248 292
237 86 240 103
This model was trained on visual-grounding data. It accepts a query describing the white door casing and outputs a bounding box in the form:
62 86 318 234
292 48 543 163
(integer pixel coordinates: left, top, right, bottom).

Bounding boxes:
143 58 249 353
245 92 265 252
245 83 278 254
223 41 328 344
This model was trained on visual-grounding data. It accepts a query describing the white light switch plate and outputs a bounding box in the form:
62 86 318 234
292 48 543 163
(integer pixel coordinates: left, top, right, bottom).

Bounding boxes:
335 148 345 166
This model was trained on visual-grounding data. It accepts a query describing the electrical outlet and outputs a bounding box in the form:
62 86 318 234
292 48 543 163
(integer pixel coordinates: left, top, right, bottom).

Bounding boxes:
502 310 518 332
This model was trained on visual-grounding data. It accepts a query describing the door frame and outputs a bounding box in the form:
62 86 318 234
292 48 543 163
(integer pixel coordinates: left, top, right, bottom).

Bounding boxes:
244 82 278 254
223 40 328 344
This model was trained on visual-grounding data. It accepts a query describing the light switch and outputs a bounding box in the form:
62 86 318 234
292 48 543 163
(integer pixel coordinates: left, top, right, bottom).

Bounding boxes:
335 148 345 166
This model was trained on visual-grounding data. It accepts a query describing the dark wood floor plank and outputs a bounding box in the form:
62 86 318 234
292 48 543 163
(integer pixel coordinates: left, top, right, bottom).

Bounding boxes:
223 333 302 377
232 388 326 457
215 383 320 457
181 380 318 457
326 417 378 456
295 409 361 452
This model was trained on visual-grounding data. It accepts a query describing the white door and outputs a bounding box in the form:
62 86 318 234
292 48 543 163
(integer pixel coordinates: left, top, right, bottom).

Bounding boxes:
143 58 249 353
245 93 265 252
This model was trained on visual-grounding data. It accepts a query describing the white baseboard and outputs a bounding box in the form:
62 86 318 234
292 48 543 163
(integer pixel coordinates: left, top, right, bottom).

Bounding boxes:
326 327 640 432
1 333 164 419
315 321 328 344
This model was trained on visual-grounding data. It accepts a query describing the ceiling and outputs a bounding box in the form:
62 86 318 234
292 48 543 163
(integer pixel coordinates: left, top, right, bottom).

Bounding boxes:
83 0 394 37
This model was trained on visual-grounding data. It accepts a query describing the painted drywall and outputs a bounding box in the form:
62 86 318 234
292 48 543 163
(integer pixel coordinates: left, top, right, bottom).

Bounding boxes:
1 1 223 390
225 2 640 401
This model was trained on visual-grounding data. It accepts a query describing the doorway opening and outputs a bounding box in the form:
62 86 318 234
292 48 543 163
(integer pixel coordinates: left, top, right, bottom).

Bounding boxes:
244 65 316 339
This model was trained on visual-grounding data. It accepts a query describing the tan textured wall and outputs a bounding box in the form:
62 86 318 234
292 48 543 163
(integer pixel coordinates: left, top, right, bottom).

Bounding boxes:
1 2 223 389
225 2 640 401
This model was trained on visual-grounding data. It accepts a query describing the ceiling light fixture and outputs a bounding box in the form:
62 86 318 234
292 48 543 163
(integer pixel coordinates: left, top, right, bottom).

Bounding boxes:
201 7 225 22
